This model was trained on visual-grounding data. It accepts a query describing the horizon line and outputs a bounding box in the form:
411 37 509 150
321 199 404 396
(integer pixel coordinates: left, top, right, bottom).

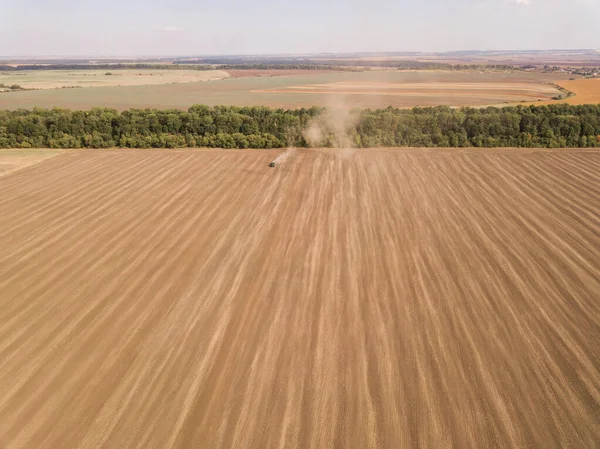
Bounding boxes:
1 48 599 60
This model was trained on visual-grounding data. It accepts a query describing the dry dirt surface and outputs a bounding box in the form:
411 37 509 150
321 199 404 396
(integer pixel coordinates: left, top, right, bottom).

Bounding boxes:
526 78 600 107
0 149 62 177
549 78 600 105
0 148 599 449
253 81 559 103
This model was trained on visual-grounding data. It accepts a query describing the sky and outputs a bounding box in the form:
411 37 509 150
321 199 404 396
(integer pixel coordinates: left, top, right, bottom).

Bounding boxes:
0 0 598 56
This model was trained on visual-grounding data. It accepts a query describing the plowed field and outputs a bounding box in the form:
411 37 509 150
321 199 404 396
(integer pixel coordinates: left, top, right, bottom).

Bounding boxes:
0 149 599 449
544 78 600 105
253 81 559 103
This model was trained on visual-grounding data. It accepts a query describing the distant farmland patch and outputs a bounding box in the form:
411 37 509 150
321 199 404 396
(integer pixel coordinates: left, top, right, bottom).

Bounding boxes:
253 81 560 104
539 78 600 105
0 69 230 90
0 70 569 111
0 149 62 176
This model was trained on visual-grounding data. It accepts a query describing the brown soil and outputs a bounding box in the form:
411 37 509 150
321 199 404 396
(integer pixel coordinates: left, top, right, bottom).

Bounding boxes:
255 88 549 99
542 78 600 105
0 149 63 177
0 149 599 448
253 81 559 104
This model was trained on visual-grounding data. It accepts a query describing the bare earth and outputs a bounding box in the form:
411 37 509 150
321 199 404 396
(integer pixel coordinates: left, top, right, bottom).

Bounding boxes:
0 149 62 177
253 81 559 103
0 149 599 449
541 78 600 105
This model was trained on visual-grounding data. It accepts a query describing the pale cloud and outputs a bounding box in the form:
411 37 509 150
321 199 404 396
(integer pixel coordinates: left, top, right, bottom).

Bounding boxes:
164 26 184 32
516 0 531 4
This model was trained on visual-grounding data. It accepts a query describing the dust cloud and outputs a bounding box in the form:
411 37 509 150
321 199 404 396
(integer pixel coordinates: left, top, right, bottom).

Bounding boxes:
273 147 296 165
303 96 360 156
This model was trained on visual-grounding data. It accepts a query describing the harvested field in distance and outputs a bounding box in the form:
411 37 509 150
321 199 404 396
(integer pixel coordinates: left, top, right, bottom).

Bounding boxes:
0 149 62 176
0 69 230 90
0 70 567 110
0 148 599 449
542 78 600 105
254 81 558 103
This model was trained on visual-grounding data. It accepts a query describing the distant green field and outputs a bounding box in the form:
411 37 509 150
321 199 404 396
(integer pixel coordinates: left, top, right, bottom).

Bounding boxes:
0 69 229 90
0 70 567 111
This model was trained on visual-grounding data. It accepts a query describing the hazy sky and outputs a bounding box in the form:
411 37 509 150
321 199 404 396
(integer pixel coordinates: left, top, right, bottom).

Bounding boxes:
1 0 598 56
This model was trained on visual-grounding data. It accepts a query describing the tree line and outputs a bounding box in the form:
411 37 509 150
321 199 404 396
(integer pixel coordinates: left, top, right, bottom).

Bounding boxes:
1 61 533 73
0 64 215 72
307 60 524 71
1 104 599 149
175 57 525 71
219 64 358 71
173 61 358 71
0 63 355 72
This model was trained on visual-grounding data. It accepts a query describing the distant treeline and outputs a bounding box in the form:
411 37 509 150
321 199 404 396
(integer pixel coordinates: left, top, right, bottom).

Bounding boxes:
174 59 359 70
0 61 527 73
0 64 214 71
0 63 356 72
176 58 361 66
540 65 599 78
1 104 599 149
179 58 523 71
309 60 523 71
219 64 358 71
